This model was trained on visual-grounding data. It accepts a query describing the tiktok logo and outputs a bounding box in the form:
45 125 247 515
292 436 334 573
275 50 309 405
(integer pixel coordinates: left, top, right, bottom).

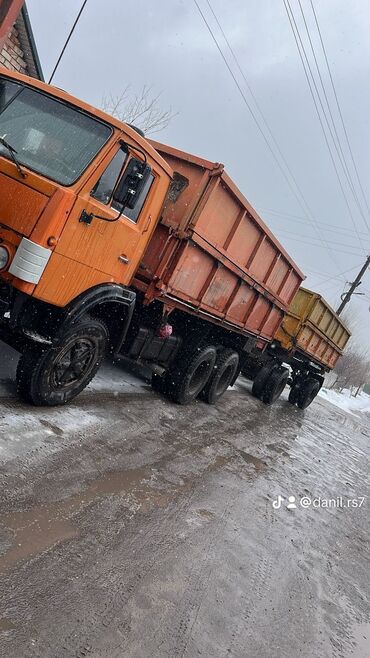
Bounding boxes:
272 495 298 510
272 495 284 509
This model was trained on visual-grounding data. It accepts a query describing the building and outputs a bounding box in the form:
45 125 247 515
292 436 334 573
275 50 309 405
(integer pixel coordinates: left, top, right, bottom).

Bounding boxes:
0 0 43 80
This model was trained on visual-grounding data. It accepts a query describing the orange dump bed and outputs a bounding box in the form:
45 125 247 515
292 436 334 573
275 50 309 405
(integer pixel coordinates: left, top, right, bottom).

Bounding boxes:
134 141 305 344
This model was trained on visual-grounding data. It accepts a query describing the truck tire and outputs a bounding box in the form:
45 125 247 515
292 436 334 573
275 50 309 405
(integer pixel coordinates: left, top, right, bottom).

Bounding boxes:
261 366 289 404
290 378 321 410
199 348 239 405
16 317 108 406
251 364 275 400
288 383 300 405
165 345 217 405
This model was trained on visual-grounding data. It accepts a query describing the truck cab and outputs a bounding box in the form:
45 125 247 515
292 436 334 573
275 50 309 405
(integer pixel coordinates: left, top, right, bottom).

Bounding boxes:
0 69 172 404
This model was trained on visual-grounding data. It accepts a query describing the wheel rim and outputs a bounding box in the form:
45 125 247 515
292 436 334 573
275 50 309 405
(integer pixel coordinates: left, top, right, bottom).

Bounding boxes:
188 359 212 397
50 337 98 391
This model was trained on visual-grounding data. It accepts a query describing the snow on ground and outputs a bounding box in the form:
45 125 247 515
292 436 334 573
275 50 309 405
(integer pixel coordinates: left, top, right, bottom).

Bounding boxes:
319 387 370 416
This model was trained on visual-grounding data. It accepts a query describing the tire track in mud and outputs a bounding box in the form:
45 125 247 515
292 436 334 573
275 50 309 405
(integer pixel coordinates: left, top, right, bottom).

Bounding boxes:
1 438 239 656
155 505 233 658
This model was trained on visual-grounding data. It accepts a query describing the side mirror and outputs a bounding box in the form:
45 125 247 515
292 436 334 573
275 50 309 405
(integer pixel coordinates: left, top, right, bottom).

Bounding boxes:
113 158 152 210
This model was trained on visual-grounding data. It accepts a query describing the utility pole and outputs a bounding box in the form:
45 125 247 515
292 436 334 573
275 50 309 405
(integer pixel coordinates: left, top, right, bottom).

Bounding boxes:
336 254 370 315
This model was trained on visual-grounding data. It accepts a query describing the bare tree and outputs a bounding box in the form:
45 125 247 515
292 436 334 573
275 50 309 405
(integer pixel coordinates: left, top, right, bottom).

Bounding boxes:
333 307 370 395
334 348 370 394
101 85 177 135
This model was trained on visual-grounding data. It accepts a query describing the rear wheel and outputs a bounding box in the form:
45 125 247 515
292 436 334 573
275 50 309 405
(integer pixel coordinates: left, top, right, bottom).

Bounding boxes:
261 366 289 404
251 364 275 400
200 348 239 405
16 317 108 406
291 378 321 410
162 345 217 405
288 382 300 405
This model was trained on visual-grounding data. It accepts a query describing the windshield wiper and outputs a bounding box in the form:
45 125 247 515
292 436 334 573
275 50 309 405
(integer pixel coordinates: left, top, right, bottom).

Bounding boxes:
0 134 26 178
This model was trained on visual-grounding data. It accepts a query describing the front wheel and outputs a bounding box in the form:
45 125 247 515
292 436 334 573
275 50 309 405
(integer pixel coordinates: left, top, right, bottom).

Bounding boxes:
16 317 108 406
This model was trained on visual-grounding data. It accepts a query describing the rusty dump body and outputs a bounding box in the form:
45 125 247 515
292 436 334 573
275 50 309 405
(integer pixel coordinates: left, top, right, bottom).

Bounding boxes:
135 141 304 346
275 287 351 370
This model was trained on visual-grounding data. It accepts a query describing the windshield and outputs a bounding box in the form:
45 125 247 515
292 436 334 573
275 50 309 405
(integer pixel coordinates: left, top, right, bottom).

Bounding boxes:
0 77 112 185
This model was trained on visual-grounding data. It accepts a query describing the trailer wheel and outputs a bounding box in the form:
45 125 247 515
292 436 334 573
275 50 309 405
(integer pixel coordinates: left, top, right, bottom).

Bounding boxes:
288 383 300 405
261 366 289 404
16 317 108 406
251 364 275 400
199 348 239 405
165 345 217 405
295 378 321 410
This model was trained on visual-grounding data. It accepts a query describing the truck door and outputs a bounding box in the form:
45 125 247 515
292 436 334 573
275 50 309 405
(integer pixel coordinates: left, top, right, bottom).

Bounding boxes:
55 144 155 288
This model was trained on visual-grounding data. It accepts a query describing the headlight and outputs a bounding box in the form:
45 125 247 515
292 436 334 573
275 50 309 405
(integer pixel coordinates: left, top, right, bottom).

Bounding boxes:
0 246 9 271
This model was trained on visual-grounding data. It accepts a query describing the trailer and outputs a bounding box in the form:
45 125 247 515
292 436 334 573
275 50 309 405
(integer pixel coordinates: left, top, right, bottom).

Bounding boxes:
242 287 351 409
275 287 350 369
275 287 350 407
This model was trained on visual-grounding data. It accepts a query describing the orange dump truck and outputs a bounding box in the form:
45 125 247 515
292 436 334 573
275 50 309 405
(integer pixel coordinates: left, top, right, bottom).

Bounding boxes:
0 68 343 410
0 68 307 406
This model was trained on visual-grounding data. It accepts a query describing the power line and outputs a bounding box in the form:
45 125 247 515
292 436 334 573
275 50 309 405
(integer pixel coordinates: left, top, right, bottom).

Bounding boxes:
193 0 347 280
260 207 370 238
283 0 367 256
297 0 369 232
48 0 88 84
277 228 367 254
309 0 370 232
275 229 366 258
264 214 370 246
305 263 364 285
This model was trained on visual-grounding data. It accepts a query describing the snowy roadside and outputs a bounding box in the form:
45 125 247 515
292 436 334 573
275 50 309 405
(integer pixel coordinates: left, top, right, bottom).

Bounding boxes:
319 387 370 416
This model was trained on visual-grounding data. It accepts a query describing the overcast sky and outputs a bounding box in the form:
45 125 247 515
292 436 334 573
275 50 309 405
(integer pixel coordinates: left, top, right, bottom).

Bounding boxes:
27 0 370 346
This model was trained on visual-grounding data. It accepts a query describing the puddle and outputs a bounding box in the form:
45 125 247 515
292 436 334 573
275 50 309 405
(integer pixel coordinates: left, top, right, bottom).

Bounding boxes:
351 622 370 658
0 450 232 573
0 466 150 574
0 618 16 631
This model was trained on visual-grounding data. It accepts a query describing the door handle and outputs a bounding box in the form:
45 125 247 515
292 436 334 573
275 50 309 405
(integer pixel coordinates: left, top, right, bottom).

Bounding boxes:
143 214 152 234
118 255 130 264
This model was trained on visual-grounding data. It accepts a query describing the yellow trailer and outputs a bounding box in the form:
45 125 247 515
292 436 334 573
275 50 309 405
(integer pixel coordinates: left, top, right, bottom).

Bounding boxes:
241 287 351 409
275 287 351 370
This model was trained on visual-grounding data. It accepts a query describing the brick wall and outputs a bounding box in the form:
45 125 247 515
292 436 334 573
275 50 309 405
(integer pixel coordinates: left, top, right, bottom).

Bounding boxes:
0 24 28 74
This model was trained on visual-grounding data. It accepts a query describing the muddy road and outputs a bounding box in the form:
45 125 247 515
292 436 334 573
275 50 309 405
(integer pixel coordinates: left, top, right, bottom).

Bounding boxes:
0 343 369 658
